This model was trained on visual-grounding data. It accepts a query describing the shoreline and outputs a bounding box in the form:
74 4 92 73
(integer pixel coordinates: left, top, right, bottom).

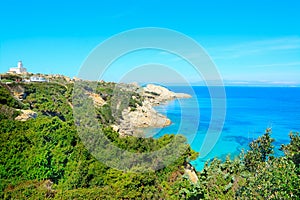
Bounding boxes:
114 84 191 136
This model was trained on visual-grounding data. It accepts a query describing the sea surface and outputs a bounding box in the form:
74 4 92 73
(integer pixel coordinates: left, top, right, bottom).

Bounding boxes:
145 86 300 170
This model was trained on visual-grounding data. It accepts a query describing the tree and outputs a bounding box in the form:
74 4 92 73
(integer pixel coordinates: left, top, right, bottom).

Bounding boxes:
281 132 300 167
244 128 275 172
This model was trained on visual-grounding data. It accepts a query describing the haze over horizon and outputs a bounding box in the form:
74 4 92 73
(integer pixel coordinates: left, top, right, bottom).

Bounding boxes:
1 0 299 86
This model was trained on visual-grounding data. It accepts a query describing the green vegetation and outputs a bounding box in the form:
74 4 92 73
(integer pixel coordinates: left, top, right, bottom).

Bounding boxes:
0 74 23 83
194 130 300 199
22 83 73 121
0 83 24 109
0 80 299 199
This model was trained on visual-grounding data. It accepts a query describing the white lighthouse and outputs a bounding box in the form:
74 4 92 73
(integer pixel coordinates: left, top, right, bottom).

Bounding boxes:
8 61 27 74
17 61 23 69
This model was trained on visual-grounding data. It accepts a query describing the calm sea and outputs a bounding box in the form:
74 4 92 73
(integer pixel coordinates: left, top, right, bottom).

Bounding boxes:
146 86 300 170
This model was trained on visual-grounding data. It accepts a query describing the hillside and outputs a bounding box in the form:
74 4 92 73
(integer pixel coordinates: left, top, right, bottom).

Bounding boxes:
0 74 299 199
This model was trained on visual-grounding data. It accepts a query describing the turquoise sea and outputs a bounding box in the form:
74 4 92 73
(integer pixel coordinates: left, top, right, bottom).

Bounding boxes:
146 86 300 171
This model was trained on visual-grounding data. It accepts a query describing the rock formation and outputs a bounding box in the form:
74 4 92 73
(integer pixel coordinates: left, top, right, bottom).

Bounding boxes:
143 84 191 104
117 84 191 136
184 162 199 183
15 110 37 121
86 92 106 107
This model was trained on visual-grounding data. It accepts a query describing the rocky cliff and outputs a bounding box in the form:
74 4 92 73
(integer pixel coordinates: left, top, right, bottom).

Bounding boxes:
116 84 191 136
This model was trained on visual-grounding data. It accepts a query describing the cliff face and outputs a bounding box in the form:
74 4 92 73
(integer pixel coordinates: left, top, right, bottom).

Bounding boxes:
117 84 191 136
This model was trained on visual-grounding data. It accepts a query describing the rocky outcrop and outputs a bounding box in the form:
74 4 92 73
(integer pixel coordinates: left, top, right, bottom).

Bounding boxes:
126 103 171 128
175 93 192 99
117 84 191 136
184 163 199 183
15 109 37 121
86 92 106 107
143 84 191 105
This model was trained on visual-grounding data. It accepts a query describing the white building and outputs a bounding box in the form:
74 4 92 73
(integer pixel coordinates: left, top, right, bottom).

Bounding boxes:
8 61 27 74
30 76 47 82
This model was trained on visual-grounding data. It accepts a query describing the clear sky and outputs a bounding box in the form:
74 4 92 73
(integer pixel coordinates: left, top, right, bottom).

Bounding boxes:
0 0 299 85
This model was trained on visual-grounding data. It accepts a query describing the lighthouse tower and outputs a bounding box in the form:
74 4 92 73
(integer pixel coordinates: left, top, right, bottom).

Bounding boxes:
8 61 27 74
18 61 23 69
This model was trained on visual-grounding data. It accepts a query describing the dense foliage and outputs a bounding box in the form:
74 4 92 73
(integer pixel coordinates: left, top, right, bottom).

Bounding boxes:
0 79 299 199
0 84 24 109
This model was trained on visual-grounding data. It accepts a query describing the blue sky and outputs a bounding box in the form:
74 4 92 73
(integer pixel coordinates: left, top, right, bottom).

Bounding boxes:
0 0 299 85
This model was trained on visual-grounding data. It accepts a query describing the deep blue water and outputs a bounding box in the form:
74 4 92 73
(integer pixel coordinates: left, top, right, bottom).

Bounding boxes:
145 86 300 170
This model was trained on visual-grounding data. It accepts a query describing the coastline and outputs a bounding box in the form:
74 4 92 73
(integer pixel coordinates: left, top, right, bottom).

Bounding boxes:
114 84 191 136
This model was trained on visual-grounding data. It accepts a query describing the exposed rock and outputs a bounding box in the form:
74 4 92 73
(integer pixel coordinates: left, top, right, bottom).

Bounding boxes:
143 84 191 104
15 110 37 121
143 84 176 102
122 103 171 128
64 76 71 83
184 163 199 183
175 93 192 98
110 124 120 132
86 92 106 107
118 101 172 136
73 76 82 82
117 84 191 136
